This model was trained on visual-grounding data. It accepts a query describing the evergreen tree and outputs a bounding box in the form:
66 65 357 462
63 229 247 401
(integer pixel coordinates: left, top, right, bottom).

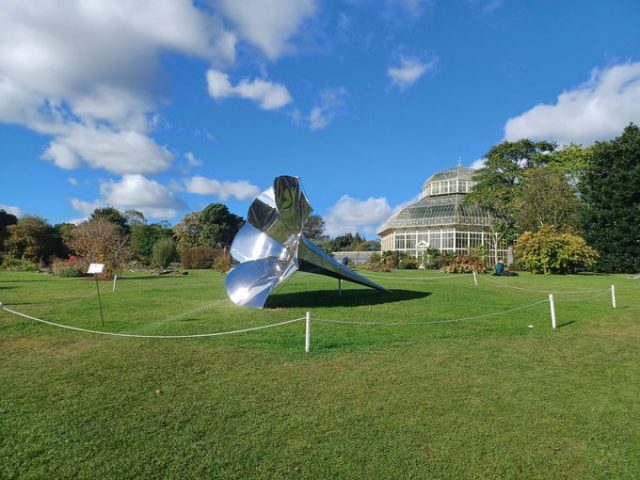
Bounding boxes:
580 124 640 273
199 203 244 249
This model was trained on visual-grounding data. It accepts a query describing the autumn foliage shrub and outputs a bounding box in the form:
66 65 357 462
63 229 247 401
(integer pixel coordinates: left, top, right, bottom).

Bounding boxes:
180 247 222 269
517 228 598 274
51 256 86 277
213 254 232 273
441 255 488 274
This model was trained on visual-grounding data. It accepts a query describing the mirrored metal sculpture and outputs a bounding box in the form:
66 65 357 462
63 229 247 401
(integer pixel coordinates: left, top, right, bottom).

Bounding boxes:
226 176 389 308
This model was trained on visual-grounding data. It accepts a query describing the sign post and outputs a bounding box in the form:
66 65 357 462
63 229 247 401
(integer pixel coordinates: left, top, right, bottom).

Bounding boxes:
88 263 105 326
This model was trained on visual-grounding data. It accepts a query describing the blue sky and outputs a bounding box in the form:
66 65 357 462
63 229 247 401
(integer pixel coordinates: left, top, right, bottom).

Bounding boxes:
1 0 639 237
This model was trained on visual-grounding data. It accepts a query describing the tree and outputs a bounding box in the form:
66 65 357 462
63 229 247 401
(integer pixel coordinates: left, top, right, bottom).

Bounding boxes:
514 168 583 233
580 124 640 272
90 207 129 233
124 210 146 226
303 215 326 241
466 140 557 261
70 218 132 277
0 209 18 249
131 222 173 262
152 237 177 270
199 203 244 249
329 232 366 252
3 216 65 263
546 143 593 183
173 212 204 256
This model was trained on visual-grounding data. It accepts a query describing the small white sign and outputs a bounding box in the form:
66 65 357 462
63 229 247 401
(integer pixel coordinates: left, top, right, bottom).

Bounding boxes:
87 263 105 274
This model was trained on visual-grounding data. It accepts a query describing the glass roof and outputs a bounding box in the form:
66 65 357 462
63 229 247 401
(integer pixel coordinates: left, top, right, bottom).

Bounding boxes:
422 165 476 189
378 194 494 233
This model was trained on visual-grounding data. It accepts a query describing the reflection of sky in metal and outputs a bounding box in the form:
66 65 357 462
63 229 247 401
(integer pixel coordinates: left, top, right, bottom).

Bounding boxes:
226 176 388 308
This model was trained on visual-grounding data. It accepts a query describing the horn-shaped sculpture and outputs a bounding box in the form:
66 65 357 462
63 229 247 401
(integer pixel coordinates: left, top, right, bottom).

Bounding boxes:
226 176 389 308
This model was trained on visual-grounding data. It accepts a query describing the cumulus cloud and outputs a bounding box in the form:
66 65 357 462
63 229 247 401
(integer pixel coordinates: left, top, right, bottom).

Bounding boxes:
505 62 640 145
71 175 186 220
207 70 292 110
42 125 173 175
216 0 317 59
324 195 393 237
388 56 438 88
470 159 486 170
184 152 203 168
184 176 261 201
0 204 23 218
0 1 236 175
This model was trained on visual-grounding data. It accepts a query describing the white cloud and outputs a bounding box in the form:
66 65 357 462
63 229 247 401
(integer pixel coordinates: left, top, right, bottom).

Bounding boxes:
42 125 173 175
216 0 316 59
291 87 348 131
324 195 393 237
71 175 186 220
207 70 292 110
470 159 486 170
68 177 79 187
0 1 236 175
505 62 640 144
0 204 23 218
185 152 203 168
310 88 348 130
388 56 437 88
185 176 261 201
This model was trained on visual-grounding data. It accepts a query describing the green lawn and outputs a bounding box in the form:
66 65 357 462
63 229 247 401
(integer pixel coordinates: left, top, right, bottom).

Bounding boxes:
1 269 638 479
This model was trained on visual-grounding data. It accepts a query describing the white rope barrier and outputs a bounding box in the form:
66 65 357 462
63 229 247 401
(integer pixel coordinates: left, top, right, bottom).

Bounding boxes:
0 303 305 339
314 298 550 326
551 290 612 303
479 275 612 294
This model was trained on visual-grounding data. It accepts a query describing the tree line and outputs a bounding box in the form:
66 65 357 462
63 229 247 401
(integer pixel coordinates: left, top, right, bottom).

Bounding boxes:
0 202 379 277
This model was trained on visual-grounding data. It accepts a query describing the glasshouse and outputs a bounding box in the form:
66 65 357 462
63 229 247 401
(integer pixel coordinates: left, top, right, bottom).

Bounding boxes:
378 165 508 264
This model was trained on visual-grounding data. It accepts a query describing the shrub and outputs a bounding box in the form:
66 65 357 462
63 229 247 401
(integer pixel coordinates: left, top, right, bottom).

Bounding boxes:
213 254 232 273
51 256 86 277
0 255 38 272
419 247 441 269
181 247 222 269
517 228 598 274
442 255 488 274
399 257 419 269
364 253 392 272
152 237 177 270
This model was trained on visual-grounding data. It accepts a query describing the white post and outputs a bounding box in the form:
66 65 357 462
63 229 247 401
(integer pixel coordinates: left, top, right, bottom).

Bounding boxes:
549 293 557 329
611 285 616 309
112 274 118 293
473 271 478 287
305 311 311 353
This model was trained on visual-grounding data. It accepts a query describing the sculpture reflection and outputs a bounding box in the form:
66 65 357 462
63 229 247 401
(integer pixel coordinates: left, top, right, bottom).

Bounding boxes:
226 176 388 308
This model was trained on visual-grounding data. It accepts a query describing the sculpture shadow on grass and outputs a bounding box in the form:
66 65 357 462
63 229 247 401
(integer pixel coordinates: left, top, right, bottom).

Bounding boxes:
265 289 430 309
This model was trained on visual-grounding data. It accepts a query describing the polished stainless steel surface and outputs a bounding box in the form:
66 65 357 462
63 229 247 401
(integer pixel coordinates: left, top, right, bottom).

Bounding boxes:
226 175 389 308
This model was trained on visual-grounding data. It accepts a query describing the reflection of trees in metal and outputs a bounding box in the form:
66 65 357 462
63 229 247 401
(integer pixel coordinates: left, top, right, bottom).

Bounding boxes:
226 176 389 308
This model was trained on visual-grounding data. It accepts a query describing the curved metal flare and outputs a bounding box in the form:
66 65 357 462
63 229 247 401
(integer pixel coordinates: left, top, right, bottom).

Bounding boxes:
226 175 388 308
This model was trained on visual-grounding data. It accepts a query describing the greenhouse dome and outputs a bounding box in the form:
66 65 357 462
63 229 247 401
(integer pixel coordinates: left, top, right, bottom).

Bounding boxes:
378 165 508 263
